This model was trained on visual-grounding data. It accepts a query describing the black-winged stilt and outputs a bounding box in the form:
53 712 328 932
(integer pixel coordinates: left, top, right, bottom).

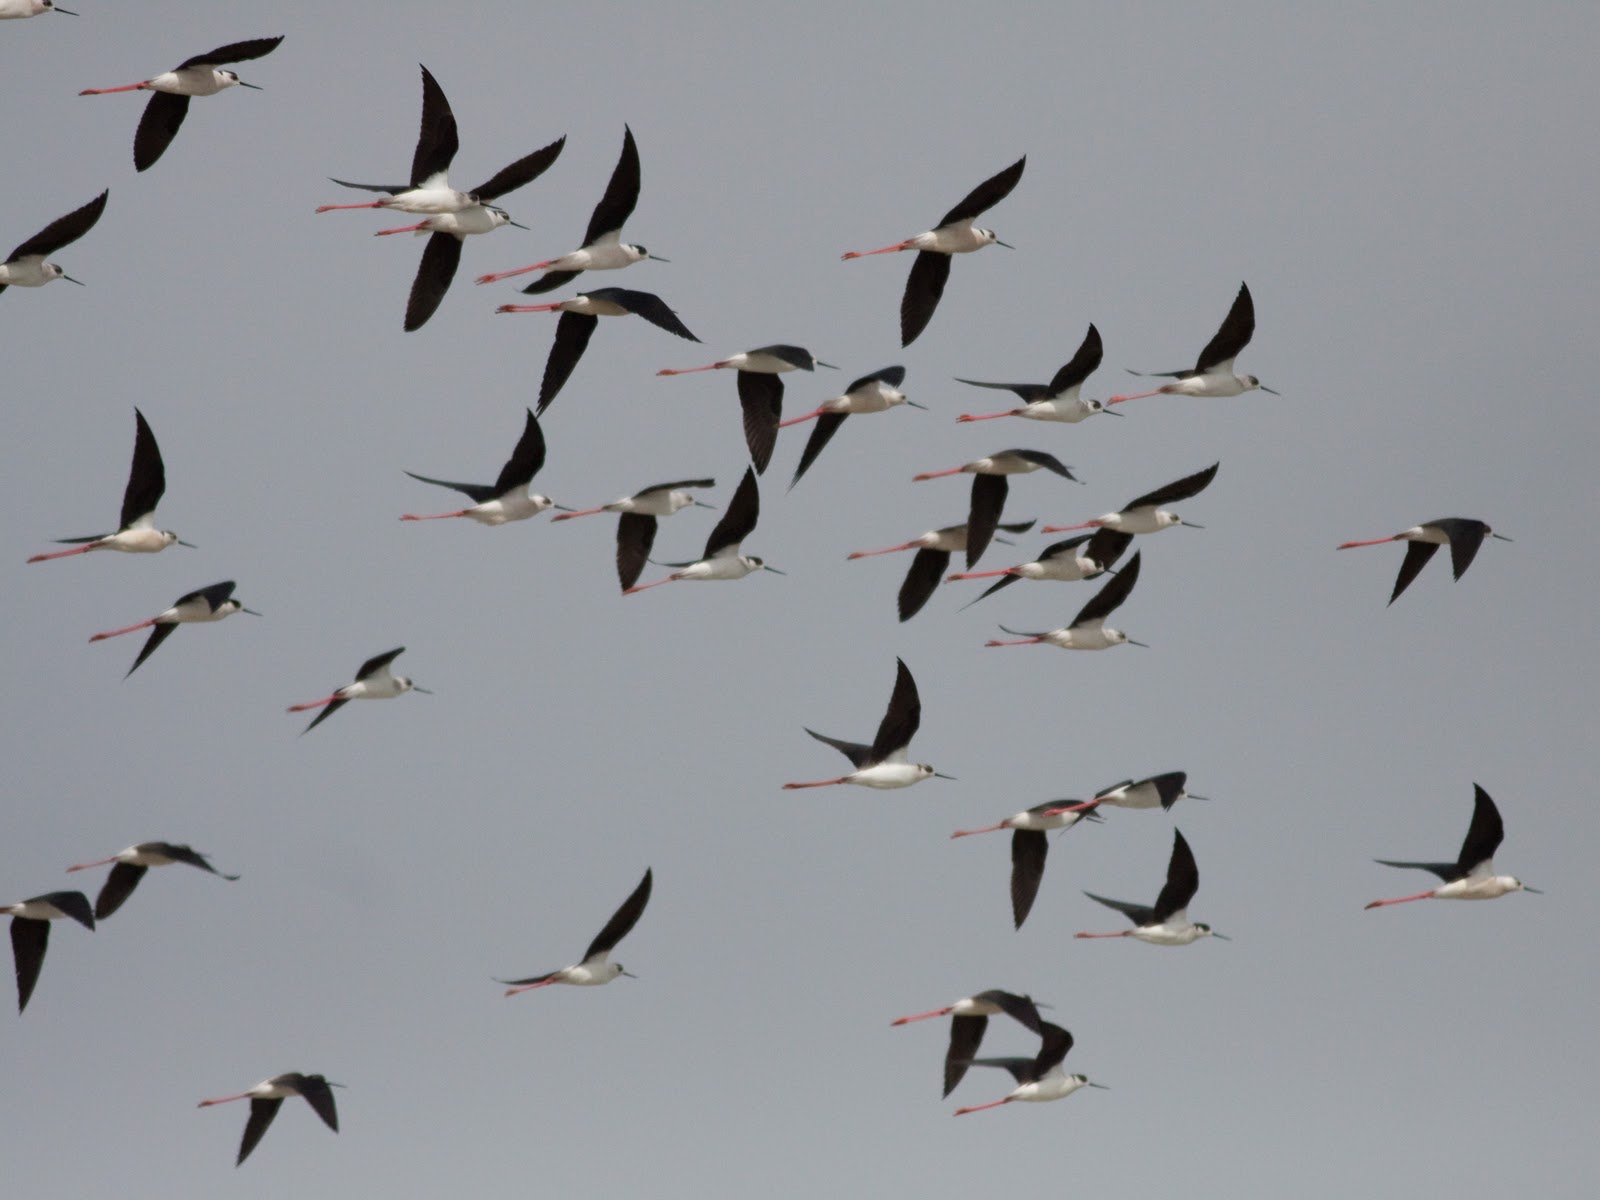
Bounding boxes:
847 519 1037 622
287 647 430 734
197 1074 341 1166
1076 829 1227 944
0 189 105 293
951 800 1104 929
1042 462 1220 535
624 468 780 594
657 345 837 475
890 989 1045 1097
400 409 560 525
956 324 1118 423
952 1021 1107 1115
551 478 715 591
985 550 1145 651
498 868 652 994
913 449 1080 568
3 891 93 1012
1110 282 1278 403
780 366 925 489
1365 784 1539 910
88 581 259 677
67 842 239 919
782 659 952 790
1337 518 1510 605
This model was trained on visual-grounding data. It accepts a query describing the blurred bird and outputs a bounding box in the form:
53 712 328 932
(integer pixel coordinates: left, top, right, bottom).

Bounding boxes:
3 891 93 1012
890 989 1045 1097
197 1074 341 1167
657 345 837 474
67 842 239 919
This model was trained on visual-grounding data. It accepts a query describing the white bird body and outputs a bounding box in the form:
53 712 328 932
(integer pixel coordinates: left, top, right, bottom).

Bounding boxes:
672 549 765 582
377 175 478 215
1126 911 1211 945
844 759 937 790
74 521 179 555
142 66 245 97
1004 1068 1093 1103
539 234 651 274
1427 868 1527 901
1151 362 1257 398
544 959 625 986
459 488 553 526
600 490 700 518
0 0 75 16
336 672 413 702
158 595 246 626
0 258 64 287
817 377 909 415
1011 396 1104 422
1089 507 1180 534
905 221 999 255
543 292 636 318
405 205 512 238
1013 553 1101 582
718 349 805 374
4 896 79 921
1003 806 1092 833
1028 619 1125 651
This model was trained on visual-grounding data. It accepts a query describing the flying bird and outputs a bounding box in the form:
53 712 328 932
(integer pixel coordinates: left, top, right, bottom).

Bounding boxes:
952 1021 1107 1115
1049 771 1208 816
79 36 283 172
197 1074 341 1167
1337 518 1510 605
498 868 652 994
951 800 1104 929
287 647 431 734
1365 784 1540 910
495 287 700 414
1042 462 1220 535
913 449 1080 568
400 409 560 524
985 550 1146 651
955 324 1118 423
477 124 665 289
624 468 781 594
847 518 1037 622
842 156 1025 346
67 842 239 919
551 478 715 591
0 189 106 294
88 581 259 677
1075 829 1227 944
4 891 93 1013
27 408 192 563
1110 282 1278 403
782 659 952 790
946 528 1132 607
890 989 1045 1097
780 366 924 489
657 345 836 474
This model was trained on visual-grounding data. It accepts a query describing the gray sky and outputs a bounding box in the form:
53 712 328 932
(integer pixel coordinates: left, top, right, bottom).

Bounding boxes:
4 3 1597 1196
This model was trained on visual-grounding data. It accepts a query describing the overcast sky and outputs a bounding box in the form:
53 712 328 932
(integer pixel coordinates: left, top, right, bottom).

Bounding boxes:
4 3 1597 1196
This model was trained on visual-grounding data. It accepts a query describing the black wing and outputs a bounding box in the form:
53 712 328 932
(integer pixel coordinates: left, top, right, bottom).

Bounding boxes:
582 125 642 245
10 190 108 260
1009 449 1077 480
1143 772 1189 811
517 269 581 296
1083 890 1156 928
1373 859 1462 883
635 478 715 499
845 365 906 394
357 648 406 680
133 92 190 172
703 467 759 558
803 728 874 770
301 697 349 735
1389 541 1440 605
869 658 921 764
964 474 1009 568
900 250 952 348
1435 518 1490 580
94 862 149 919
789 413 846 491
329 178 408 196
125 623 177 678
1194 282 1255 372
1085 527 1133 572
1124 462 1219 511
737 371 783 475
965 572 1019 608
1010 829 1049 930
583 868 653 961
295 1076 340 1133
236 1097 284 1166
937 156 1026 226
121 408 168 530
980 990 1045 1035
590 288 699 341
537 312 598 414
404 232 462 332
174 581 238 611
473 136 566 202
1458 784 1506 874
403 472 496 504
177 36 285 70
1150 829 1200 923
897 547 950 622
1031 1022 1075 1078
493 409 546 494
615 513 658 591
154 843 240 879
944 1014 989 1097
10 918 49 1013
953 376 1041 401
1072 550 1140 626
411 64 459 185
1046 323 1104 394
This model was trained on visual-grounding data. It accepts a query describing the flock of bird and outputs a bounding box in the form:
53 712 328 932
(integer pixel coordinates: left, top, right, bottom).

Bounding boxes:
4 16 1536 1170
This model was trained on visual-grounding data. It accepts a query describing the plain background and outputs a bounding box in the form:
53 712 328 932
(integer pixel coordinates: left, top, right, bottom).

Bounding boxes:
4 3 1597 1196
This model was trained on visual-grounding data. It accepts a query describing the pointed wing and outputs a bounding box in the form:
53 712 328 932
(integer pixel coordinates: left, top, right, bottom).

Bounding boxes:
1124 462 1219 511
493 409 546 493
133 91 191 172
1032 1022 1074 1077
1084 527 1133 571
537 311 598 414
635 479 715 499
357 648 406 680
94 862 149 919
900 250 951 347
10 191 108 260
1010 449 1076 479
1373 859 1461 883
1195 282 1255 372
592 288 699 341
1388 540 1439 605
737 371 783 475
178 37 285 70
156 844 239 879
1047 323 1104 394
411 65 459 185
473 136 566 202
1457 784 1506 875
1084 890 1155 927
1072 550 1140 626
790 413 846 491
964 474 1008 568
803 728 874 769
1434 518 1490 580
703 467 759 558
120 409 167 530
846 364 906 393
944 1014 988 1097
295 1076 340 1133
329 178 408 196
966 572 1018 607
10 917 49 1013
953 377 1039 401
937 156 1026 226
174 581 238 611
237 1097 284 1166
403 472 497 504
1010 829 1048 930
982 990 1045 1035
301 697 349 734
1143 772 1188 811
517 269 581 296
869 659 921 764
583 125 642 245
897 547 950 622
583 868 652 961
126 623 177 678
1151 829 1200 922
404 232 462 332
615 513 658 591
